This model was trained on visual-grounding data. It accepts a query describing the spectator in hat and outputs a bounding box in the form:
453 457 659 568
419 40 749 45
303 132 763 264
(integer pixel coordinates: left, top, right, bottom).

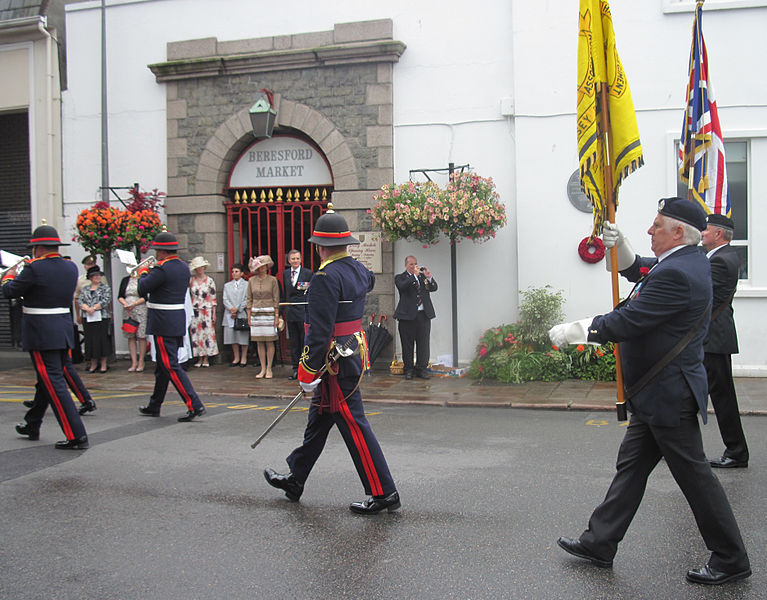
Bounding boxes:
74 255 97 326
189 256 219 368
701 213 749 469
247 255 280 378
550 197 750 586
79 265 112 374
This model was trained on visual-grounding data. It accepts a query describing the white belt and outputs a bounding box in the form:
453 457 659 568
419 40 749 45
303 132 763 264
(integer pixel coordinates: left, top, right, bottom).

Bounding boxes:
23 307 70 315
147 302 184 310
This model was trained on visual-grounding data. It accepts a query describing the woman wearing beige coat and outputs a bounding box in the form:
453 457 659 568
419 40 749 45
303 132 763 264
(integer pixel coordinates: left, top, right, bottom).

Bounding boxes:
247 255 280 378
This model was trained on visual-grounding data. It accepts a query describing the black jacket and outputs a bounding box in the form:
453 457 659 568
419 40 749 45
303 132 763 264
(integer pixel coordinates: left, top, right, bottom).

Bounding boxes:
394 271 437 320
589 246 712 427
282 266 313 322
703 244 739 355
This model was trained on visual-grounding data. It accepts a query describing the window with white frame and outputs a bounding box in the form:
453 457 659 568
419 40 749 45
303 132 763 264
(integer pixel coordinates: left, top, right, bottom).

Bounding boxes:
676 140 748 279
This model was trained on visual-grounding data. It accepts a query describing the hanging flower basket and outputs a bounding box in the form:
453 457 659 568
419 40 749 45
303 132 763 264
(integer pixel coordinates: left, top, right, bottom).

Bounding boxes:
370 172 506 245
74 189 164 257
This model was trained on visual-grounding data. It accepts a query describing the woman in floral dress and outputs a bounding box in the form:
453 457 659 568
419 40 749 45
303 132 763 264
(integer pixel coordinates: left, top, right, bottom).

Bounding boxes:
189 256 219 367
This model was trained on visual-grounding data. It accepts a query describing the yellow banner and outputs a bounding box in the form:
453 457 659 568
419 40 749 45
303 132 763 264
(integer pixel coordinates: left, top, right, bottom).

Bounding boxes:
578 0 643 235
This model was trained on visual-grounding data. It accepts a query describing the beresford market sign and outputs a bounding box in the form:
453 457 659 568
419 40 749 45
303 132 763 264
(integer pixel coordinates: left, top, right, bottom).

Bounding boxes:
228 135 333 188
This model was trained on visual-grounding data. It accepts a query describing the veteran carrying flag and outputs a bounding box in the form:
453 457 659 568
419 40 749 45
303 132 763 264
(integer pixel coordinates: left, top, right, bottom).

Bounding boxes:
679 0 729 216
577 0 643 420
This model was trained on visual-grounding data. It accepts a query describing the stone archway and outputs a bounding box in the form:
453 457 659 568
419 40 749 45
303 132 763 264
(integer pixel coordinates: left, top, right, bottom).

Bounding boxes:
193 98 359 197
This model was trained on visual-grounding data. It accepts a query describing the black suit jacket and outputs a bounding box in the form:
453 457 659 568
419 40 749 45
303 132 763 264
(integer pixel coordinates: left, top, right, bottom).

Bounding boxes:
703 244 739 355
589 246 712 427
394 271 437 320
282 266 313 322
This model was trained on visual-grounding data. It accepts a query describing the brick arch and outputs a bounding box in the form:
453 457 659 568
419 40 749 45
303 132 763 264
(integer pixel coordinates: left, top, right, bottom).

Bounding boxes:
194 99 359 195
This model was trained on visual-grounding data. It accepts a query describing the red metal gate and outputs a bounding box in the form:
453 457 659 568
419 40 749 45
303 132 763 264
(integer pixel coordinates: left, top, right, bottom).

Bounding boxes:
225 187 330 363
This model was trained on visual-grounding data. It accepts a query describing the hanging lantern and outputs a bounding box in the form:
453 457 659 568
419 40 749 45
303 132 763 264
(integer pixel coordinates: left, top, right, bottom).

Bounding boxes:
248 89 277 139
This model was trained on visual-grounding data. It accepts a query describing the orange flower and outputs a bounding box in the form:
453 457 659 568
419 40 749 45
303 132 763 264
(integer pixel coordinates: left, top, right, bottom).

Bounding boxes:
576 344 585 352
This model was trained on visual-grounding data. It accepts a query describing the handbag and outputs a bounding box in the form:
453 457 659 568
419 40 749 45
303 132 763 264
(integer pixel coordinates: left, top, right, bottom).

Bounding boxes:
121 317 139 334
234 317 250 331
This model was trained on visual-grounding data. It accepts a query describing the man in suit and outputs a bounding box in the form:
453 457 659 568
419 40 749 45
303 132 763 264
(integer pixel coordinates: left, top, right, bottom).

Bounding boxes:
281 249 313 379
3 223 89 449
549 198 750 585
137 229 206 422
394 255 437 380
701 213 748 469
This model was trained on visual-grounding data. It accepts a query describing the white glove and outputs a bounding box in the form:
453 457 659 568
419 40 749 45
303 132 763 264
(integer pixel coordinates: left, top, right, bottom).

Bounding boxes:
300 378 322 393
548 318 598 347
602 222 636 272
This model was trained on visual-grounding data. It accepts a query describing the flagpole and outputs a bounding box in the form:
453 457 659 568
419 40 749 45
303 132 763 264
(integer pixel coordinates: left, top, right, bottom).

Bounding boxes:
597 82 628 422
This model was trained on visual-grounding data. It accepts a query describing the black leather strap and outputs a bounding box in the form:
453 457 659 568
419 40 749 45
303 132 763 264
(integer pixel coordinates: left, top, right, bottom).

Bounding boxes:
624 300 712 400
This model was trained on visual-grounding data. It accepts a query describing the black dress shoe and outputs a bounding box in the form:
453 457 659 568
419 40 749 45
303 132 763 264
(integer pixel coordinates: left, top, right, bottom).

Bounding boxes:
415 370 430 380
78 401 97 416
556 537 613 568
55 435 89 450
288 372 298 380
15 422 40 441
350 491 401 515
23 399 35 408
709 456 748 469
229 362 240 367
404 371 413 380
177 406 206 422
138 405 161 417
686 564 751 585
263 468 304 502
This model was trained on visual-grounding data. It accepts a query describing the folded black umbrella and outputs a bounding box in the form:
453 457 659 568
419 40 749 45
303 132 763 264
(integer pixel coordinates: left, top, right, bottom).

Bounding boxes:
367 314 393 368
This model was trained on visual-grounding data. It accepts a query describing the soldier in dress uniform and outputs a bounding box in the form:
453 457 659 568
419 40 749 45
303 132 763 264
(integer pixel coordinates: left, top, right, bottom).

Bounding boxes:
137 230 206 422
264 208 400 514
2 223 89 449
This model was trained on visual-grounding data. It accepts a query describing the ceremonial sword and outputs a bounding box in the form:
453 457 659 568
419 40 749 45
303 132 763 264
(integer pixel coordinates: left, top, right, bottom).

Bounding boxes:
250 336 357 449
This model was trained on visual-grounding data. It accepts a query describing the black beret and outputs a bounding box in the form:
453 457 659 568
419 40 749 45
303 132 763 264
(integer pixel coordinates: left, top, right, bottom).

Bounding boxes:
657 197 707 232
707 213 734 231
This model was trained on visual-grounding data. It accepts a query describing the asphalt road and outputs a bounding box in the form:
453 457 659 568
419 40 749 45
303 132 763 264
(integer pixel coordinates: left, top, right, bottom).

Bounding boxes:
0 387 764 599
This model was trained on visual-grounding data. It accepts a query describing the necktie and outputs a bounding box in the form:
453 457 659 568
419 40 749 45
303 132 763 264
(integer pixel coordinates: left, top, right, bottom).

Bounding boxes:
292 269 298 286
415 274 422 306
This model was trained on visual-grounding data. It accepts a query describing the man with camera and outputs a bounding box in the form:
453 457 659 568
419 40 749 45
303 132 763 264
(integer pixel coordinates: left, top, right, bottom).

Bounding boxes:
394 255 437 380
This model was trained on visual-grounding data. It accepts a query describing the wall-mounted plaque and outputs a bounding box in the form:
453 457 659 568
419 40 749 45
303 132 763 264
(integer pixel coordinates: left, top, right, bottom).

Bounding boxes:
567 169 593 214
348 232 382 273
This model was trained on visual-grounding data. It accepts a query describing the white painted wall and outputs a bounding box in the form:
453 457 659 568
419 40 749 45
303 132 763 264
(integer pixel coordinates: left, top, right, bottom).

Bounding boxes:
62 0 767 371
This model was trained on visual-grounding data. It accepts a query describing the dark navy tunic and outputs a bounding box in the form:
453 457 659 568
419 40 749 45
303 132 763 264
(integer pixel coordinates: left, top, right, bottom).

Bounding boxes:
137 255 203 413
289 251 395 497
2 252 86 439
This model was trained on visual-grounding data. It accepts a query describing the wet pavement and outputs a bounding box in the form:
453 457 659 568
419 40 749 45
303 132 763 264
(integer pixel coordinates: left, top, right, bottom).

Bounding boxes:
1 351 765 415
1 351 766 599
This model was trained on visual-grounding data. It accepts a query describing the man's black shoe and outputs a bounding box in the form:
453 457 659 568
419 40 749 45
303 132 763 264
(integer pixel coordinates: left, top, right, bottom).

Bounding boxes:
709 456 748 469
55 435 89 450
138 405 160 417
15 423 40 441
404 371 413 380
350 491 401 514
556 537 613 568
23 399 35 408
177 406 206 422
78 401 97 416
263 467 304 502
415 370 430 380
288 372 298 380
686 564 751 585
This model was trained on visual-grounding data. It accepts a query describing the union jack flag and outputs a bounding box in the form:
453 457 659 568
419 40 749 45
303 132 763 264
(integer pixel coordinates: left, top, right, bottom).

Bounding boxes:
679 1 729 216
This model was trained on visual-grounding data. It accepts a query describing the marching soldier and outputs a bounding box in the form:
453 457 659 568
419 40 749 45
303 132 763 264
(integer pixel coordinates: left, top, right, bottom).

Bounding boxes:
3 223 89 449
264 208 400 514
137 229 206 421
